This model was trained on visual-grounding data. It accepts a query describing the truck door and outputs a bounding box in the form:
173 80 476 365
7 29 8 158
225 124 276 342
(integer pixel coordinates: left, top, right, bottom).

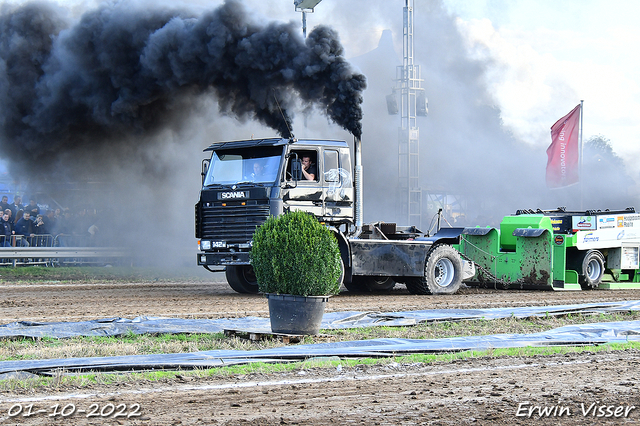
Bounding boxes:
282 149 323 217
322 149 353 221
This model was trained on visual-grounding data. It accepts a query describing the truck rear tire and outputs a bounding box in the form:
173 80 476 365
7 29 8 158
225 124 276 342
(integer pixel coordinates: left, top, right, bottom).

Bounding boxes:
343 275 369 293
405 244 463 295
363 276 395 292
343 276 395 292
404 277 424 294
225 265 259 294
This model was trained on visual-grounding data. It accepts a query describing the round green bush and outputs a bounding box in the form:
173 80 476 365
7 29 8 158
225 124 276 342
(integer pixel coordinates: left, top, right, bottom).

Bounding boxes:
250 211 342 296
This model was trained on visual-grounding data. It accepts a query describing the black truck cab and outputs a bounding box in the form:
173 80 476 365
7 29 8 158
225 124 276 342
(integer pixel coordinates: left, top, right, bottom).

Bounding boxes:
196 137 353 292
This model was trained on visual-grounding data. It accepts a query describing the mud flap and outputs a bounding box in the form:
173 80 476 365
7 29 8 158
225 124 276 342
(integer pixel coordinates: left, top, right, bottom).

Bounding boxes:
461 260 476 281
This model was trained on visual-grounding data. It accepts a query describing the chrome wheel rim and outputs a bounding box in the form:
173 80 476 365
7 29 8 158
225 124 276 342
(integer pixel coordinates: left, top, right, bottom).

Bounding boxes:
434 258 455 288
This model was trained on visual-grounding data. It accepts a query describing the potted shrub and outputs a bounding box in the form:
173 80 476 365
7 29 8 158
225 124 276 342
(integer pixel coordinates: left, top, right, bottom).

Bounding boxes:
250 211 342 335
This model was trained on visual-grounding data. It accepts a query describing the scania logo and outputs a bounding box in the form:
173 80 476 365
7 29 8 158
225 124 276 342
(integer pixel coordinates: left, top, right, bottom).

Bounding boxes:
221 191 246 199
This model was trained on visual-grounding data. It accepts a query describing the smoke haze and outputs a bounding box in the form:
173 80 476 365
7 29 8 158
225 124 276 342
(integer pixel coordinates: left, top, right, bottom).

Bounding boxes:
0 0 366 267
0 0 364 177
308 0 636 226
0 0 634 269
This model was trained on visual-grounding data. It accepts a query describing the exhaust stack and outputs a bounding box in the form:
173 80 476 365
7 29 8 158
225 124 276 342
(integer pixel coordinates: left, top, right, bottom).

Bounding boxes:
353 135 363 238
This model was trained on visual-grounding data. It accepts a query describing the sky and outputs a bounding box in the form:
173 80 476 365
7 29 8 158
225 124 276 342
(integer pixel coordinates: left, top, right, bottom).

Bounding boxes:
162 0 640 179
443 0 640 175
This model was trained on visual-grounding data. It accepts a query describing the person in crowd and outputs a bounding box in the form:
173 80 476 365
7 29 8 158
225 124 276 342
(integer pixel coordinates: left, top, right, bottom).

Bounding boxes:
3 209 12 225
13 209 23 226
0 196 10 212
73 208 89 236
9 195 23 219
33 214 49 246
0 211 14 247
26 199 40 218
14 210 34 246
42 210 57 235
55 210 74 247
87 223 99 246
34 214 47 234
82 208 99 246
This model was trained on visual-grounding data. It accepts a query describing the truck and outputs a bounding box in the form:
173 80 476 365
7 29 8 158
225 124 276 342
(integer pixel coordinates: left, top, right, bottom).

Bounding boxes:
195 136 474 294
458 207 640 290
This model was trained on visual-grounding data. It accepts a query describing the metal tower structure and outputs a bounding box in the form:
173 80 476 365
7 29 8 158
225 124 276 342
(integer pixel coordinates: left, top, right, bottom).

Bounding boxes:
393 0 426 228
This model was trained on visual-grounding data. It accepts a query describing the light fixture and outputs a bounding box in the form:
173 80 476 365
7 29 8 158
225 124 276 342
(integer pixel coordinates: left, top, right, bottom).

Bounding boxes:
294 0 322 12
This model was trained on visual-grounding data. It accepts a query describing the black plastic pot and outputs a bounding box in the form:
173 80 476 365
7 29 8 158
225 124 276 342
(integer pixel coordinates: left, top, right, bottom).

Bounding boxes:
266 293 330 335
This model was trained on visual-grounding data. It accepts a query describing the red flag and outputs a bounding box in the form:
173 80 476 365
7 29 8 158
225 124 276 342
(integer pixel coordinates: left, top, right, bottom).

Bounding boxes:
546 104 580 188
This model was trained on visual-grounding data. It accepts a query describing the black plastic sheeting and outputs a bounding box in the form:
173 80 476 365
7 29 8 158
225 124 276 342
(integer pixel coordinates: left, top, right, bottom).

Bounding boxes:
1 300 639 339
0 320 638 376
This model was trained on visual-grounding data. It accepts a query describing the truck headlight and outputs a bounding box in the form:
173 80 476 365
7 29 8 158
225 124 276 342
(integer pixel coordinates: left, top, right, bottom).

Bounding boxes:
199 240 211 250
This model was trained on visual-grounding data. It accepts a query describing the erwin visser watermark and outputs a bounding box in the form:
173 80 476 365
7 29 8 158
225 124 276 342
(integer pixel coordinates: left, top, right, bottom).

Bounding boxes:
516 402 636 419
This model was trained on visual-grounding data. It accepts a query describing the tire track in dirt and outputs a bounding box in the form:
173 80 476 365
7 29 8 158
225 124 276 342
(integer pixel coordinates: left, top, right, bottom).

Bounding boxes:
2 277 640 323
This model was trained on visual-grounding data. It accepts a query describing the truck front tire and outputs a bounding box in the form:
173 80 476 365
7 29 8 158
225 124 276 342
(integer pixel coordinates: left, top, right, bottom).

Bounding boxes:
405 244 463 295
225 265 259 294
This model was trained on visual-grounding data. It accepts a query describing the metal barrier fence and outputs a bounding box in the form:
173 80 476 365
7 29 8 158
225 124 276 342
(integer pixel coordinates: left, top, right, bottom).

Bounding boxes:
0 234 131 267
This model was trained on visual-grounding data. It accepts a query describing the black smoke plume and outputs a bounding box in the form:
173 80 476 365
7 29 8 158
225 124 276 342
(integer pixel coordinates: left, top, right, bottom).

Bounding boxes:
0 0 366 178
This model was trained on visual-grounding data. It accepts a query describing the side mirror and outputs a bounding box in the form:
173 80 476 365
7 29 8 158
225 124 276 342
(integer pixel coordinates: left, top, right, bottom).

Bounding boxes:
201 159 210 184
291 159 303 181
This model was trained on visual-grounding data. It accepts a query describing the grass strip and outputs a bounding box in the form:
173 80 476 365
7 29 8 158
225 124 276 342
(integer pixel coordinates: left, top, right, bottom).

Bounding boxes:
0 311 639 392
2 311 639 361
1 341 639 393
0 266 211 283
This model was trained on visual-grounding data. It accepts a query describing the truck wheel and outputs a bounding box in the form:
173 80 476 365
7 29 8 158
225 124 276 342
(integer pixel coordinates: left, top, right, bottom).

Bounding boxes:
343 275 369 293
577 250 605 289
363 276 395 292
425 245 463 294
406 245 463 295
225 265 259 294
404 277 424 294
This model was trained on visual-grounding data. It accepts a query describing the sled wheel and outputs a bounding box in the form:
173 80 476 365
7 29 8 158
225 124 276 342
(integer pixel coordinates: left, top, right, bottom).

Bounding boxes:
579 250 605 289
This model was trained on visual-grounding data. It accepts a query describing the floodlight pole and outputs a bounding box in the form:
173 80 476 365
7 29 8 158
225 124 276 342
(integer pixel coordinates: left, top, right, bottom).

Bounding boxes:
294 0 323 38
302 11 308 38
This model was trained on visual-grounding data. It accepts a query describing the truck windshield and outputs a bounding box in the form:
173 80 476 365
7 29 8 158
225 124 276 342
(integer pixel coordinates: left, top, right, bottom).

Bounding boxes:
203 147 283 186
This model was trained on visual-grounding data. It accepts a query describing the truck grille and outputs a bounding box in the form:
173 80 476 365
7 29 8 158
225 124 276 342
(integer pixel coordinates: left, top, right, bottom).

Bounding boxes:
200 203 270 244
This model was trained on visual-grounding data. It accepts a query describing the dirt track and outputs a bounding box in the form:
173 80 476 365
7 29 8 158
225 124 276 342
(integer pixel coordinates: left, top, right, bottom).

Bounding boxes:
3 272 640 323
1 275 640 425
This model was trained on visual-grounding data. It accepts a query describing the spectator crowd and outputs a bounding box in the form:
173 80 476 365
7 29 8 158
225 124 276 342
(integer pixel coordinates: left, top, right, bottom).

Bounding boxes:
0 194 103 247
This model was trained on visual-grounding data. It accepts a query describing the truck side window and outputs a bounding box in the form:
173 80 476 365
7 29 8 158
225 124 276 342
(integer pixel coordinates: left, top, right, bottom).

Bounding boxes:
324 150 339 182
289 151 318 182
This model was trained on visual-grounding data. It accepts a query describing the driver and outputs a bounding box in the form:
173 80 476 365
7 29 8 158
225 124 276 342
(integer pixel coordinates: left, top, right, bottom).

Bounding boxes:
301 156 316 180
252 161 265 180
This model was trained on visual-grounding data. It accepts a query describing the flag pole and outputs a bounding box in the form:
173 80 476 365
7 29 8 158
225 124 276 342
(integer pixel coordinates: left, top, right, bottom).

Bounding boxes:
579 100 584 210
